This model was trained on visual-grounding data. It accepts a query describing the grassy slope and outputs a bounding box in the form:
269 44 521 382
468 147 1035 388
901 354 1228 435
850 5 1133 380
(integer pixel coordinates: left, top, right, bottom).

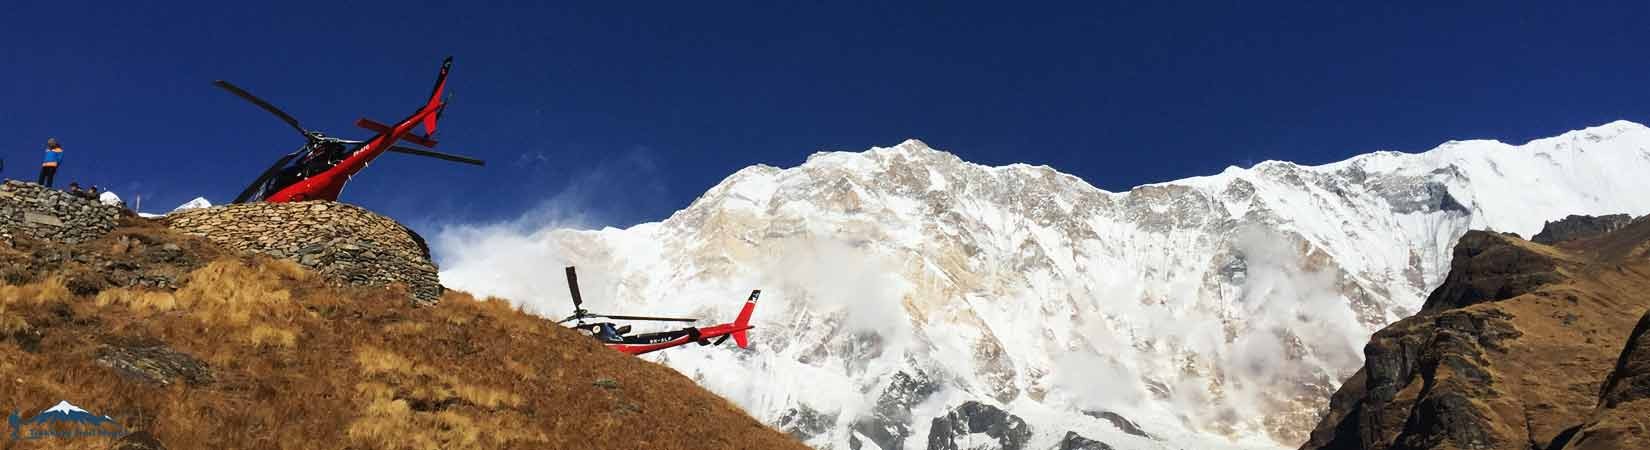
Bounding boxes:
0 220 809 450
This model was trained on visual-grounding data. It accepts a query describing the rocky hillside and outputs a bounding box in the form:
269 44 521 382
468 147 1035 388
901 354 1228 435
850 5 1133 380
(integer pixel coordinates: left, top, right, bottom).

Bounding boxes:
0 189 807 449
1299 215 1650 450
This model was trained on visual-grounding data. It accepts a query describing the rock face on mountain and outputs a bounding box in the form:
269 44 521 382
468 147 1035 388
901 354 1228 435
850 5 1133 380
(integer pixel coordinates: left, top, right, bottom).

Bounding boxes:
1299 218 1650 450
1557 309 1650 450
850 370 941 450
926 401 1033 450
0 181 120 244
1057 432 1116 450
438 120 1650 449
165 201 441 303
1080 410 1153 440
1531 214 1634 245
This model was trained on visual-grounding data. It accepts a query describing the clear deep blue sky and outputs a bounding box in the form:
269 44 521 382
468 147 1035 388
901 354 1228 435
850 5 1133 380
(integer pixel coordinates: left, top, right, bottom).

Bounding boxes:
2 1 1646 232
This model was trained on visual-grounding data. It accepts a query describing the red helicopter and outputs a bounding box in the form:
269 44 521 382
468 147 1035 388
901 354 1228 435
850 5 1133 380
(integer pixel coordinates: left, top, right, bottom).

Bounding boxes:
558 267 758 355
214 57 485 204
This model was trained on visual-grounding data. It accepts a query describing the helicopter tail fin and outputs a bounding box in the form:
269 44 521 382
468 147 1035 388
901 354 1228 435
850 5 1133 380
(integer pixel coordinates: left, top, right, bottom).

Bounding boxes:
420 57 453 135
732 290 759 349
422 101 444 135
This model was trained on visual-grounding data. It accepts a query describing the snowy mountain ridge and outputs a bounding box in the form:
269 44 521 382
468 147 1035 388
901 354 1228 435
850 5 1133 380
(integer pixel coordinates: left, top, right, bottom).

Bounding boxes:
436 120 1650 450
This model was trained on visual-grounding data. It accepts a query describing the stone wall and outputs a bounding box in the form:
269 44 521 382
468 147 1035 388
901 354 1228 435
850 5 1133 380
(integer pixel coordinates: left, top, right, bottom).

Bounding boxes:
163 201 442 304
0 181 121 244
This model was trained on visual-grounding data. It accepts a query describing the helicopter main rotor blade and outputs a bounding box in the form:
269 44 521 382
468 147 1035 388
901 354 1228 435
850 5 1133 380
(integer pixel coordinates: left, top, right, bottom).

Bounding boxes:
593 314 698 323
387 145 486 166
213 80 310 139
232 149 302 203
565 267 584 311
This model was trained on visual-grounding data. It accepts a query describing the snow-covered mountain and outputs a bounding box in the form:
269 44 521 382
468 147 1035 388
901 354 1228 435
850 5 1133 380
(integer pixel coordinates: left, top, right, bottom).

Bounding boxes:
137 197 213 219
170 197 212 213
435 121 1650 450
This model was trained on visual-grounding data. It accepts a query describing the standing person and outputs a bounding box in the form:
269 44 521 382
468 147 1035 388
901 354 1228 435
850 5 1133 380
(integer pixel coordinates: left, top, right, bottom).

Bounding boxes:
38 138 63 187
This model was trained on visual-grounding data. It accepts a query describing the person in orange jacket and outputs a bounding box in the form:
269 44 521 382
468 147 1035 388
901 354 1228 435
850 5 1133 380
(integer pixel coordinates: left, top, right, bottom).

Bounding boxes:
39 138 63 187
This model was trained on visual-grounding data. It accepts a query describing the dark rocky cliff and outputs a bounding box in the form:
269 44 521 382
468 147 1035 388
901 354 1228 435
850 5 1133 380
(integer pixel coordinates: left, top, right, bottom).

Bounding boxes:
1300 219 1650 450
1531 214 1633 245
1554 309 1650 450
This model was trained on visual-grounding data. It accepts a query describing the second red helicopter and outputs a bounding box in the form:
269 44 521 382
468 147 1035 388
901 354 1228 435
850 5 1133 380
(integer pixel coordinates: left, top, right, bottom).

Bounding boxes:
559 267 757 355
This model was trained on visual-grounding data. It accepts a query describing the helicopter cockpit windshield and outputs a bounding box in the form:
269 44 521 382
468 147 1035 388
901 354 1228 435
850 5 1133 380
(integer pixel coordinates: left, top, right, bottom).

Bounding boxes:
253 141 352 201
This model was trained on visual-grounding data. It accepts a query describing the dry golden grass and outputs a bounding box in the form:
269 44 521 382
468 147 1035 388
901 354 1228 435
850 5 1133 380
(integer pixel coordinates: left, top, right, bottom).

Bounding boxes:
0 223 809 450
248 324 298 349
95 288 180 311
0 275 70 306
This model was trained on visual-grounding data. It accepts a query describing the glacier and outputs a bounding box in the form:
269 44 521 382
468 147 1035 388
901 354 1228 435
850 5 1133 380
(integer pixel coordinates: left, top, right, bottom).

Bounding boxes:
435 120 1650 450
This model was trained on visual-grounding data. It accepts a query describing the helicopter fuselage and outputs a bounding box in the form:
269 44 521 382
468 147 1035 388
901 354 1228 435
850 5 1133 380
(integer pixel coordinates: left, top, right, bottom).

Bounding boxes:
264 86 446 203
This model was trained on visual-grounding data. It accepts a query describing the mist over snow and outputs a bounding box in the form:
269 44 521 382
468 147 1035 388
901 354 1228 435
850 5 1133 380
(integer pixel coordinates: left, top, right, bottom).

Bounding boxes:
433 121 1650 450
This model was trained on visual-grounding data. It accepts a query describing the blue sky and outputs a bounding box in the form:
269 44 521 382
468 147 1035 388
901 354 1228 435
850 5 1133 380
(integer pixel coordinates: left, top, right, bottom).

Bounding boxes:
2 1 1646 233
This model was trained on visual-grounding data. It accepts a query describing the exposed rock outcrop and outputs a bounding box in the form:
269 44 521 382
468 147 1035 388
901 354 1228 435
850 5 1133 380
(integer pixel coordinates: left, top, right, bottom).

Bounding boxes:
1300 221 1650 450
1598 310 1650 412
1553 310 1650 450
1080 410 1154 440
1056 431 1115 450
1531 214 1633 245
96 342 214 387
0 221 226 295
1419 230 1564 312
926 401 1031 450
164 201 441 303
777 403 838 441
851 370 940 450
0 181 120 244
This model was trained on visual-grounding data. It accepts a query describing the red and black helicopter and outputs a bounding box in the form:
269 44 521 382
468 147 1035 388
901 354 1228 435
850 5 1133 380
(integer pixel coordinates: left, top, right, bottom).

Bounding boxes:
215 57 484 204
558 267 758 355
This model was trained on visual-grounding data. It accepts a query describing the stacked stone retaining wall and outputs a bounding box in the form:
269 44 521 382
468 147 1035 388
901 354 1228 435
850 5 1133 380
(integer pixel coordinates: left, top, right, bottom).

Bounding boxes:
0 181 120 244
164 201 442 303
